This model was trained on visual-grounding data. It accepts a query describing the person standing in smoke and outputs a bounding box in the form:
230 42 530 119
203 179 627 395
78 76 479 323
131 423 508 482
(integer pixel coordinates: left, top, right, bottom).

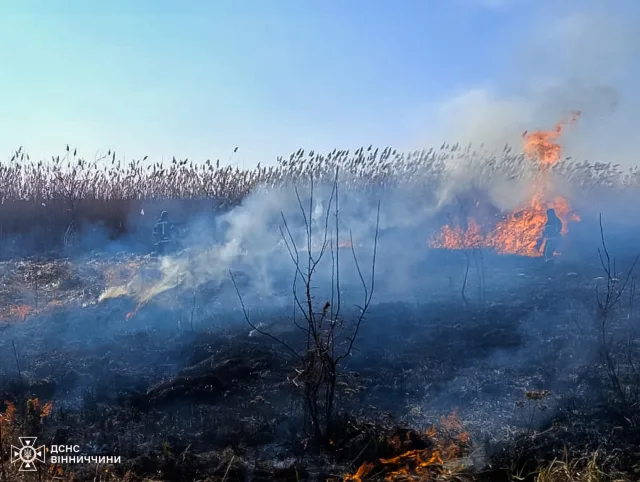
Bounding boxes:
537 208 563 263
153 210 177 255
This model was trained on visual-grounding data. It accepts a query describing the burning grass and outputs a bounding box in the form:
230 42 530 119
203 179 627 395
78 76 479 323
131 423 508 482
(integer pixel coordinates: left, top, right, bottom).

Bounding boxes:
430 113 581 258
0 398 56 480
344 412 473 481
0 133 637 256
0 128 640 480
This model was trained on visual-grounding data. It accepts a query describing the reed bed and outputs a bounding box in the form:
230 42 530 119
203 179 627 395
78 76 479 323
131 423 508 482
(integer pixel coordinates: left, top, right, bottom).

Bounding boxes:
1 144 638 253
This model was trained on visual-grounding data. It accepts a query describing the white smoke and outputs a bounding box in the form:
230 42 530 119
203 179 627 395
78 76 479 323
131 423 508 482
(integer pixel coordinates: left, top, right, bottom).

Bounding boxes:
411 1 640 211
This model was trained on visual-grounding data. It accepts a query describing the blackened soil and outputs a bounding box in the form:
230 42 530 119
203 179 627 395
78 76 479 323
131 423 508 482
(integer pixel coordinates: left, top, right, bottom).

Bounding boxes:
0 253 639 481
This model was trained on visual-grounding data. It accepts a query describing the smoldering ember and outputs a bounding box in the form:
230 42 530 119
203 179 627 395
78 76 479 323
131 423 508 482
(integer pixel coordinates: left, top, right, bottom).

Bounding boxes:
2 118 640 481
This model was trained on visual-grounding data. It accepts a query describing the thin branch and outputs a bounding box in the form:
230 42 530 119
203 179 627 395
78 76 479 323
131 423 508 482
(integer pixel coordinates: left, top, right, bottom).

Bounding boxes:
229 270 302 361
337 199 380 363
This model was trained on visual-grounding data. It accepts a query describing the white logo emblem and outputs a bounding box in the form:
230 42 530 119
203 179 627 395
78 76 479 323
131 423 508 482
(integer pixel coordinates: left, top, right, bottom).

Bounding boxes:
11 437 46 471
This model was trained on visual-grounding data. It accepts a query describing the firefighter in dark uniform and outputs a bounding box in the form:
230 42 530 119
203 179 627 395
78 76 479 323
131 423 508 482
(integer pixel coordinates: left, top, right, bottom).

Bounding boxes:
153 210 177 255
538 208 563 263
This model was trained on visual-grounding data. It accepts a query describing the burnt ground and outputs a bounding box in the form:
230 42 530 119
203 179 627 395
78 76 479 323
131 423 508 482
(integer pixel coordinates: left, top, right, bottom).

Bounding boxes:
0 249 639 481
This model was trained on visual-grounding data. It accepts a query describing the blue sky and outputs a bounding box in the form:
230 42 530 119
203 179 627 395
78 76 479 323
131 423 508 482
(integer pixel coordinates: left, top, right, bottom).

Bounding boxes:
1 0 638 167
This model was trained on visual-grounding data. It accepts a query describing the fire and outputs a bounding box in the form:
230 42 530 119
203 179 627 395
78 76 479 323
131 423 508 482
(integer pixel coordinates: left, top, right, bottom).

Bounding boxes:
522 111 580 167
40 401 54 418
435 220 484 250
126 301 147 320
344 463 374 481
343 411 470 481
1 398 53 427
8 304 33 320
0 401 16 424
1 299 70 324
431 112 581 257
27 397 54 418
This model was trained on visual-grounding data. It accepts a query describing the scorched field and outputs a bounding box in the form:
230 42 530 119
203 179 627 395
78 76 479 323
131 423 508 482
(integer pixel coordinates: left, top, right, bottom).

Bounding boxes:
1 115 640 481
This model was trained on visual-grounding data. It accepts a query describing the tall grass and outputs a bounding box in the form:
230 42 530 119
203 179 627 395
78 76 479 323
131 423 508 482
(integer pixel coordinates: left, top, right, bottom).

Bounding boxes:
1 144 639 254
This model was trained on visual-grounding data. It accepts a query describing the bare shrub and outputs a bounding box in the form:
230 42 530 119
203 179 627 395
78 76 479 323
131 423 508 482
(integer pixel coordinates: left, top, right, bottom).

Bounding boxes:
231 169 380 446
595 216 640 423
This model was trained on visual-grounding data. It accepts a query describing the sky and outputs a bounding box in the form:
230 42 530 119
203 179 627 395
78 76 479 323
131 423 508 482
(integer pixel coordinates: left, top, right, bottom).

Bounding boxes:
1 0 639 168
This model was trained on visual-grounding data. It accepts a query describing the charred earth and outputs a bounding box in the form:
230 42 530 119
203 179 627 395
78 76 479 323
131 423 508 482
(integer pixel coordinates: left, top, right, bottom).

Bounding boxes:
0 237 639 481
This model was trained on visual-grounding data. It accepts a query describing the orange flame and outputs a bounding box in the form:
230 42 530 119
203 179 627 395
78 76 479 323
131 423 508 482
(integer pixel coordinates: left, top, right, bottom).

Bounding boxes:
343 411 470 481
40 401 54 418
8 304 33 320
0 401 16 425
126 299 150 320
431 112 581 257
126 306 140 320
1 299 70 324
344 462 374 481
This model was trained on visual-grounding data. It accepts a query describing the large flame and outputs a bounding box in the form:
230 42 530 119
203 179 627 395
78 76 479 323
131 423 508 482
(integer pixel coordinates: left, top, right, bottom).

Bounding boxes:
430 112 581 257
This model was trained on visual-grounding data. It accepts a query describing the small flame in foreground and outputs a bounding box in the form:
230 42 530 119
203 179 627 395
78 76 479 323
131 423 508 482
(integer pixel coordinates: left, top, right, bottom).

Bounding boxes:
430 112 581 257
344 411 470 481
